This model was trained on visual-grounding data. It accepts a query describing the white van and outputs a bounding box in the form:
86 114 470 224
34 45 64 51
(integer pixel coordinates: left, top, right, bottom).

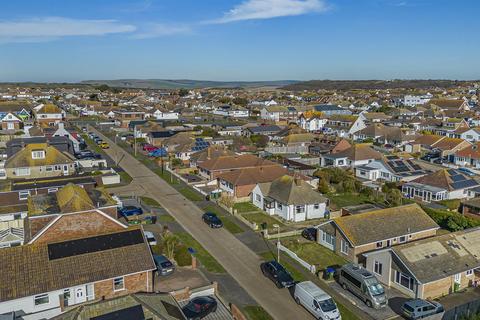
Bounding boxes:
294 281 341 320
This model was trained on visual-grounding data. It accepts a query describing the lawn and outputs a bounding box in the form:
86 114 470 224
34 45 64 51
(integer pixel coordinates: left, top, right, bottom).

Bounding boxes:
140 197 161 207
178 187 203 202
153 168 179 185
176 232 225 274
282 237 347 271
203 205 244 234
327 193 371 211
233 202 259 213
242 212 284 231
337 303 362 320
158 214 175 223
259 251 305 282
243 306 273 320
118 171 132 184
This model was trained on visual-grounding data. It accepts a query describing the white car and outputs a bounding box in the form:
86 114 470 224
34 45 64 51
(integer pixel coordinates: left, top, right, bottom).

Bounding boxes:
144 231 157 246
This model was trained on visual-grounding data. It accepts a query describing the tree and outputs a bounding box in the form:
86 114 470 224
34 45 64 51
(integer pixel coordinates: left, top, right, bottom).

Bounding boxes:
250 135 269 148
233 97 248 107
178 88 189 97
161 230 179 261
318 179 330 194
385 188 403 207
218 97 231 104
201 127 219 138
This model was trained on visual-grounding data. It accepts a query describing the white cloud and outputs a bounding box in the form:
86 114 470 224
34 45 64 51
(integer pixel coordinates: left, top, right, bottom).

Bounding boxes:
209 0 329 24
132 23 192 39
0 17 136 43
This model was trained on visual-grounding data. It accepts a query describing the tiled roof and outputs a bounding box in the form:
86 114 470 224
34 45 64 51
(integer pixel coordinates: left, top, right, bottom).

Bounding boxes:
217 165 287 186
56 183 95 213
199 154 277 171
0 228 155 302
410 169 479 191
330 144 382 161
260 175 326 205
332 204 438 246
5 143 74 168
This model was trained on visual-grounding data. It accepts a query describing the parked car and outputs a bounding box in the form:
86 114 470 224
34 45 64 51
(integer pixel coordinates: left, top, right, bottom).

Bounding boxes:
153 254 175 276
118 206 143 217
301 227 317 241
260 260 295 288
143 144 158 152
81 126 87 132
95 138 104 145
401 299 444 320
338 264 387 309
143 231 157 246
181 296 217 320
458 167 476 176
294 281 341 320
99 142 109 149
421 153 440 162
202 212 223 228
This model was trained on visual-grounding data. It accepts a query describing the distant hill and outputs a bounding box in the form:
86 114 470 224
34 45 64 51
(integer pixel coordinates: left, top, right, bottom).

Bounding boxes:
282 80 472 91
81 79 298 90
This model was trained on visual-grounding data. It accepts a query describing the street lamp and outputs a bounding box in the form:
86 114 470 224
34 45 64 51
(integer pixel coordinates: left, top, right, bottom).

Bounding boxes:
273 223 280 263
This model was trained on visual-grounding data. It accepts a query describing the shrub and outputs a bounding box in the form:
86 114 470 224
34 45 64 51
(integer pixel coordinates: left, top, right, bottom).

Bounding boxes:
175 245 193 266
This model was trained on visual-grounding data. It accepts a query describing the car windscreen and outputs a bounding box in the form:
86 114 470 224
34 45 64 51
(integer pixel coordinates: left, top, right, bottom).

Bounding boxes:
161 261 173 268
319 298 337 312
403 304 414 312
365 278 385 296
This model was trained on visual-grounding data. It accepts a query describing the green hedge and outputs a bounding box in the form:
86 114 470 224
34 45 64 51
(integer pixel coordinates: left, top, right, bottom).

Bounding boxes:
422 205 480 232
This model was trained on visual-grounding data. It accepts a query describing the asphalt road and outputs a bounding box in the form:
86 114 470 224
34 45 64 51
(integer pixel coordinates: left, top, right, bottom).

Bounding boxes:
90 127 314 320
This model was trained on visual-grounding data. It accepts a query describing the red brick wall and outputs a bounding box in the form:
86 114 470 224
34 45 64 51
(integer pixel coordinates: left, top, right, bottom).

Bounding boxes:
94 271 153 300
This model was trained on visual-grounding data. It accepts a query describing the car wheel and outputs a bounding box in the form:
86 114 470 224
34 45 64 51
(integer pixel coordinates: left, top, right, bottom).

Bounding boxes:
342 283 347 290
295 297 301 305
276 281 282 289
366 300 372 308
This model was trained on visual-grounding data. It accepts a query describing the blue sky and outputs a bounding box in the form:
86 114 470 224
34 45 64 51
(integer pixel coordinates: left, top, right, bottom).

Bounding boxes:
0 0 478 82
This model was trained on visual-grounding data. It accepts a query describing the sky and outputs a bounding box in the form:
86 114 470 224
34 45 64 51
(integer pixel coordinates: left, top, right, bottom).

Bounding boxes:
0 0 478 82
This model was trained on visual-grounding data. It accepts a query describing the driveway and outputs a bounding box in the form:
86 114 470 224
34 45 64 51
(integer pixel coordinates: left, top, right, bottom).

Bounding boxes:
90 127 314 320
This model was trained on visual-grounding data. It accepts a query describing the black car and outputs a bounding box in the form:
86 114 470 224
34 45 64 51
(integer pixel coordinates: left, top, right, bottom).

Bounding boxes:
182 296 217 320
202 212 223 228
302 227 317 241
260 260 295 288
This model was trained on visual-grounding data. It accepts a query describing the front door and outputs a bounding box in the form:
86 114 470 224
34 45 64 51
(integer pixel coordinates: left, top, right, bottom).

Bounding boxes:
75 287 86 304
63 165 69 175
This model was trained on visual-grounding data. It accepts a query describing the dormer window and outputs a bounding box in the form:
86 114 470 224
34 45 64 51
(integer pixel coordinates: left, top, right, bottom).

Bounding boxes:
31 150 45 159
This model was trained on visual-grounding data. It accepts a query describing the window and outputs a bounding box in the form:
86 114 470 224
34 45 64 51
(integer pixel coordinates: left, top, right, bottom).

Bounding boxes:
13 213 21 220
295 205 305 214
255 194 261 202
314 204 320 210
374 261 383 275
398 236 407 243
15 167 30 176
19 190 30 200
34 294 49 306
340 240 348 255
48 188 58 193
46 166 53 172
386 239 391 247
113 277 124 291
277 203 283 210
31 150 45 159
466 269 474 276
395 271 415 291
376 241 383 248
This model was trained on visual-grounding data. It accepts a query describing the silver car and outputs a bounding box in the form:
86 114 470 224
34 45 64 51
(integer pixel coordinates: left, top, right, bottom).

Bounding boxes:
402 299 444 320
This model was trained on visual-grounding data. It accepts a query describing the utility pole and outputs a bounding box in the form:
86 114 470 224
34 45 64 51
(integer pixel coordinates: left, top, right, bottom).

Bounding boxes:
134 124 137 157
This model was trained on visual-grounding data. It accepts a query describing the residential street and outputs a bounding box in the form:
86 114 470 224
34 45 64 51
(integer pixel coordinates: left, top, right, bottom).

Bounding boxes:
91 127 314 320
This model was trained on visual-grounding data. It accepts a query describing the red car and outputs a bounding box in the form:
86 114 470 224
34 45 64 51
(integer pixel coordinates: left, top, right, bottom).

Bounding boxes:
143 144 158 152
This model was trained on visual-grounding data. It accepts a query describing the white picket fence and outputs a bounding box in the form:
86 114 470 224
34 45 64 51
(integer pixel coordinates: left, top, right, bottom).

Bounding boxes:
277 242 316 274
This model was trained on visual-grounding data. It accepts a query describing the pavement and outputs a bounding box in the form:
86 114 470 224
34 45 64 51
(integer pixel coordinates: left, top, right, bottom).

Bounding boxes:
90 127 315 320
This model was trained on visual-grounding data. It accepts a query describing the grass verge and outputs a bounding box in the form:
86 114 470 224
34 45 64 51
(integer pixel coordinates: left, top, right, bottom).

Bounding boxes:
176 232 225 274
233 202 259 213
158 214 175 223
178 187 203 202
118 171 133 184
153 168 179 185
243 306 274 320
140 196 161 207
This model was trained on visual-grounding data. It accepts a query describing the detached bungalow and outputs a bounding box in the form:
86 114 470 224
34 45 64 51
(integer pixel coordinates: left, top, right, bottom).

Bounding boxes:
317 204 439 263
402 169 479 202
364 227 480 299
321 144 382 168
251 175 327 222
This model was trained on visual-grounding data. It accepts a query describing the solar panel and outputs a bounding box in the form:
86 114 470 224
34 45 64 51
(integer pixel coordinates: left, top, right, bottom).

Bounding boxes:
48 229 144 260
92 304 145 320
452 180 478 190
450 174 466 182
